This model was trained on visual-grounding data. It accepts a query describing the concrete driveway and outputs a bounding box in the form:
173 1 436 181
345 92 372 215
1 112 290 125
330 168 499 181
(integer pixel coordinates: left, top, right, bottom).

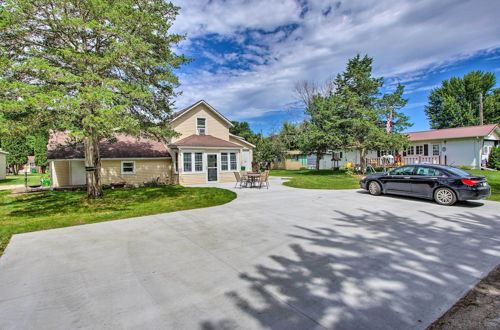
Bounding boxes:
1 178 499 330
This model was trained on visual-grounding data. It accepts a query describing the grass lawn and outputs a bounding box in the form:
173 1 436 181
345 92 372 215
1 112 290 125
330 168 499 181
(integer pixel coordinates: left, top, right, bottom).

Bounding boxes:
469 169 500 202
0 186 236 255
0 174 42 186
270 169 360 189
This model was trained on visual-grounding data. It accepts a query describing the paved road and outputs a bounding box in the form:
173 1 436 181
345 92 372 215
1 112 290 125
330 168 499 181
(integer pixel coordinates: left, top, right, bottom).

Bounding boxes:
1 178 499 329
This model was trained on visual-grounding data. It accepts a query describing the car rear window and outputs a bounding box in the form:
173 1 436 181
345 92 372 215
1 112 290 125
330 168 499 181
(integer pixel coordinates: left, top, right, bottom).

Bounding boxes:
446 167 472 177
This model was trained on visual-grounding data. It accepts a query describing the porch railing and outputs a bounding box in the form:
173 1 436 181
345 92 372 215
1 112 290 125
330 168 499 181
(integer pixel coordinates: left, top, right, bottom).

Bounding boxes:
367 155 441 167
402 156 440 165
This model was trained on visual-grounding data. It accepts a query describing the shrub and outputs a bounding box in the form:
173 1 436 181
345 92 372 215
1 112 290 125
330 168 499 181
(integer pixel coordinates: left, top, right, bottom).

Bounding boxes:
143 177 167 187
459 165 473 170
487 146 500 170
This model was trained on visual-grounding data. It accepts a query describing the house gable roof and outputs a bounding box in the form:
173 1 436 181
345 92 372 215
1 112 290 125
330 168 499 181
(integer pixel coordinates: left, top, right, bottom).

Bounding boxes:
169 134 243 148
406 124 499 142
48 131 170 159
171 100 233 127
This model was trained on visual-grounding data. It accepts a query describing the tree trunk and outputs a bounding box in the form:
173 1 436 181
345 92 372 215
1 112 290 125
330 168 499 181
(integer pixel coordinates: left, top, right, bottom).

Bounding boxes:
41 165 47 174
360 148 367 173
315 152 321 170
84 130 103 198
12 165 19 175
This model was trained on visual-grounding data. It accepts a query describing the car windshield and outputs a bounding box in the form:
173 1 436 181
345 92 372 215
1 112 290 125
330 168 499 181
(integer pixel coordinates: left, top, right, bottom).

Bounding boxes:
445 167 472 177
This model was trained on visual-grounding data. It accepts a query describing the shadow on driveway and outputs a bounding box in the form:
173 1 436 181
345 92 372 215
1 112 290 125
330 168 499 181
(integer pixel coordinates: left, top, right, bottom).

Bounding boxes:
201 208 500 329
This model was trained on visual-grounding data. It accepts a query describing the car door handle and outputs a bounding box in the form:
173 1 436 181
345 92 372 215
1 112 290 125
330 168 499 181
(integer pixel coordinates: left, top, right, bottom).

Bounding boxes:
404 176 411 179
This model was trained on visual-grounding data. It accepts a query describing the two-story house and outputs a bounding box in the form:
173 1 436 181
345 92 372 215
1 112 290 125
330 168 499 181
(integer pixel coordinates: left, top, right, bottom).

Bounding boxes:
47 100 254 187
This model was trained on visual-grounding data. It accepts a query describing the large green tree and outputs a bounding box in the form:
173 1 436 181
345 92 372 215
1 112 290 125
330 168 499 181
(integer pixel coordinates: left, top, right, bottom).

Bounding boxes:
0 0 188 198
324 55 411 172
425 71 499 128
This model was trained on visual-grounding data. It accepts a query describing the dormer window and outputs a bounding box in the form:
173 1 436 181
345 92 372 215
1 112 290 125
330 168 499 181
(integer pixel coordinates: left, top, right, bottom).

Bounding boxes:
197 118 206 135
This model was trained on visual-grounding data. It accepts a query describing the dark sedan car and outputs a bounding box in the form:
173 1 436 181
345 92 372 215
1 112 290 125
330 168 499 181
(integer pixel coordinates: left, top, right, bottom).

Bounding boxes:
359 164 491 205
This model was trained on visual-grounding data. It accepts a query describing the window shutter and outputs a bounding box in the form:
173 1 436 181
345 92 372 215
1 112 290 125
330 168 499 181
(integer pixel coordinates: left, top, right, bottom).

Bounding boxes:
340 152 343 158
377 150 380 157
403 150 407 156
424 144 429 156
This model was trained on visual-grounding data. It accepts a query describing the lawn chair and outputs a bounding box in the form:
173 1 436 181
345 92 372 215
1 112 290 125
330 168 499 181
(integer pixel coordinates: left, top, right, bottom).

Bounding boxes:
258 170 270 189
234 171 249 188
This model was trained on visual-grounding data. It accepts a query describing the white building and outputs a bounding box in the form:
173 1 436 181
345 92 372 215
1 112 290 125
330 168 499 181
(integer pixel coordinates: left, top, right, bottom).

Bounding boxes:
0 150 8 180
308 124 499 170
404 124 499 168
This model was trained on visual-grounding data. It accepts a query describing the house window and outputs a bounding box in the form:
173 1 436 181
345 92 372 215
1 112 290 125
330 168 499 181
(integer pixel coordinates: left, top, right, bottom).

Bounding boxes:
407 146 414 155
415 145 424 155
432 144 440 156
195 152 203 172
183 152 192 172
230 152 237 170
221 153 228 171
221 152 237 171
121 161 135 174
197 118 206 135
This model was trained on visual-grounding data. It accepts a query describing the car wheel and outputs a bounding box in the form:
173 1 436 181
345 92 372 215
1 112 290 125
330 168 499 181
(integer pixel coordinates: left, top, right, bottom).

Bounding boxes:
434 187 457 206
368 181 382 196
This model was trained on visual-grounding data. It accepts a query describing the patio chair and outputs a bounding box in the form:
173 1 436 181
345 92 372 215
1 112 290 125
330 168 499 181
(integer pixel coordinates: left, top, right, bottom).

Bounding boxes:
234 171 249 188
258 171 270 189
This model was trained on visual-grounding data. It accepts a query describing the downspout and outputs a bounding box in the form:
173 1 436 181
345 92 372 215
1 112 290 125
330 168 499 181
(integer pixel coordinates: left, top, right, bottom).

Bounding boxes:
476 136 482 170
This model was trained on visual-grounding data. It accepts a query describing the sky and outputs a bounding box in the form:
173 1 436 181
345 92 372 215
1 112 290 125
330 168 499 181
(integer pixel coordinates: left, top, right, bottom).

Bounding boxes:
170 0 500 135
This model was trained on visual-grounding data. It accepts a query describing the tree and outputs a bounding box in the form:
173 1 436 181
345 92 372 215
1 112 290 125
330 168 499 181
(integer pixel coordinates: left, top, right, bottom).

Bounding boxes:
1 133 30 175
325 55 411 172
294 81 341 170
27 134 49 173
230 121 258 144
253 134 285 170
0 0 189 198
425 71 499 129
278 122 301 151
487 146 500 170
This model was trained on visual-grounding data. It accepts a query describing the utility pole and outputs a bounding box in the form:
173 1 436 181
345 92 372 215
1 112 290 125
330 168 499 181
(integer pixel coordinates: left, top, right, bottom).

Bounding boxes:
479 93 484 126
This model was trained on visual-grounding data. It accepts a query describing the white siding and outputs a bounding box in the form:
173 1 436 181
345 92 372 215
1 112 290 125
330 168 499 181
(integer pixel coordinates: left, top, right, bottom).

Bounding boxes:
0 153 6 180
441 139 482 168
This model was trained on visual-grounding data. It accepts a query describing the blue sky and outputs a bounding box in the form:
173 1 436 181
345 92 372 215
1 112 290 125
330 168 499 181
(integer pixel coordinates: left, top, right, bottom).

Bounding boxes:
171 0 500 135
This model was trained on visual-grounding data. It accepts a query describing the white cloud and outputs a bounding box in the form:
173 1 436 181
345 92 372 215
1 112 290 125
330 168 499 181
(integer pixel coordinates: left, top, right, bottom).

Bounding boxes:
171 0 500 122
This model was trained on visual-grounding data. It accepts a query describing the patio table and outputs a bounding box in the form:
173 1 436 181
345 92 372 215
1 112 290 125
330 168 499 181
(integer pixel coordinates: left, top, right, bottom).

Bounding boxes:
245 173 261 187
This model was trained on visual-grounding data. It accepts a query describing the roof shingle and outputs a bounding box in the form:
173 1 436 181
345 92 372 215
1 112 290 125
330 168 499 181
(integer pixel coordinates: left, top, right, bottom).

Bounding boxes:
406 124 498 142
48 131 170 159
